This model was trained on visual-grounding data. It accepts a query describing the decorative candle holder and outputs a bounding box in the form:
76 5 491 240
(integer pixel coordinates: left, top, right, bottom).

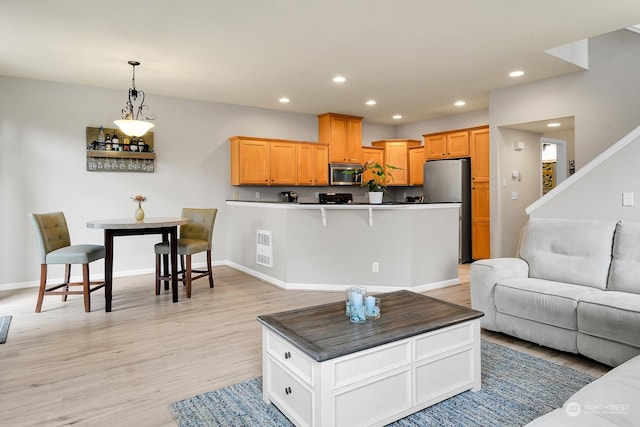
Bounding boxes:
345 287 367 322
365 296 381 320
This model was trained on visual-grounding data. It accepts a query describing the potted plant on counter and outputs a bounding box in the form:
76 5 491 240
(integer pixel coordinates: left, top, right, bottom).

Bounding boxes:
362 160 401 204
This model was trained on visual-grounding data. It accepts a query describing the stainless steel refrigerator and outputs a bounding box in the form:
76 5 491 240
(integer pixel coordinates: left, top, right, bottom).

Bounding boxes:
423 158 472 263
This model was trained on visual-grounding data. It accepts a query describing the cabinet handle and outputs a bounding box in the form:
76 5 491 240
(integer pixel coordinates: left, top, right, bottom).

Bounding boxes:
284 351 291 359
285 386 292 395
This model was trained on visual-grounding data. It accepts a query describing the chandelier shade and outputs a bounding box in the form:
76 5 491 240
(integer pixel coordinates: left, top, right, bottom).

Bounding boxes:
114 60 156 137
113 119 155 137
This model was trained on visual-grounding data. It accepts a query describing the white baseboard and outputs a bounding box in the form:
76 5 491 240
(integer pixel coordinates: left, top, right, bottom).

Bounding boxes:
3 260 459 293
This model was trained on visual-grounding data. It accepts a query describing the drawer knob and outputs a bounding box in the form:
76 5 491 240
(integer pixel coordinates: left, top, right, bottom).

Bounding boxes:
284 351 291 359
285 386 292 395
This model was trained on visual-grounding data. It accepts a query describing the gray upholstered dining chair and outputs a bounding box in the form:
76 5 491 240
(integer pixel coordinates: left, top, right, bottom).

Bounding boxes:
154 208 218 298
28 212 105 312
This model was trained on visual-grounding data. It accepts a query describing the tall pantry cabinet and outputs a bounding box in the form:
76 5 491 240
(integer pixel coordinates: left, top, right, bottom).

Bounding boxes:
470 127 490 260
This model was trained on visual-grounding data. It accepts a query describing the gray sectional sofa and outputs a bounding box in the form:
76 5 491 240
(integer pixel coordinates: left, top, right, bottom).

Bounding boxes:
471 217 640 367
471 218 640 425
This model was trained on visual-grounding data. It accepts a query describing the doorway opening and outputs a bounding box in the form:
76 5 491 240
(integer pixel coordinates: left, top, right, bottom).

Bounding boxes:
540 137 567 195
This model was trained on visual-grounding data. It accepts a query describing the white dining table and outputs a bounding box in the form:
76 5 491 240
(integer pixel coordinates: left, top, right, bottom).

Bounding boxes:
86 217 189 312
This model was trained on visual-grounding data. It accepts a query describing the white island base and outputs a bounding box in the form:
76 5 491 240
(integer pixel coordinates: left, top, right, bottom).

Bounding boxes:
227 201 462 292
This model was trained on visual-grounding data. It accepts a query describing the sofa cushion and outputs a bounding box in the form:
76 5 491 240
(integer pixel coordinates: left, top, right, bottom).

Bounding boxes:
495 278 603 330
527 354 640 426
608 221 640 294
578 291 640 349
518 218 617 290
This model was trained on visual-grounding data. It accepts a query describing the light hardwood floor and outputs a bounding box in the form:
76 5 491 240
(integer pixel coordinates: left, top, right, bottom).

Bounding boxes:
0 265 610 426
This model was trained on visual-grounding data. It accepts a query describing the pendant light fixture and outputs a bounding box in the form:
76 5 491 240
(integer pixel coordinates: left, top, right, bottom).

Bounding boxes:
114 60 156 137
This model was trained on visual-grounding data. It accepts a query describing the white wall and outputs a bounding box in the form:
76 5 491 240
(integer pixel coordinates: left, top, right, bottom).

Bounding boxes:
397 110 489 140
489 29 640 257
0 75 397 288
529 126 640 221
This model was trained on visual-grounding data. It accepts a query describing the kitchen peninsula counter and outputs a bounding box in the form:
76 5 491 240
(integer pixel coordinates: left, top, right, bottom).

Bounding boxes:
226 200 461 292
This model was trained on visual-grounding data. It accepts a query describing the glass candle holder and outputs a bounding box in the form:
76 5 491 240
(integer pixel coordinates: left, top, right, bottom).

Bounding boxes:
365 296 381 320
345 287 367 320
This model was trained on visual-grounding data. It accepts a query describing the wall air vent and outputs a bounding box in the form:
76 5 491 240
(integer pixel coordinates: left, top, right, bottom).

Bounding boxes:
256 229 273 268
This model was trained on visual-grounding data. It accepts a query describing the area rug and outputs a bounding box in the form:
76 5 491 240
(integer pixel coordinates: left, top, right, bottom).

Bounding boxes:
170 340 595 426
0 315 11 344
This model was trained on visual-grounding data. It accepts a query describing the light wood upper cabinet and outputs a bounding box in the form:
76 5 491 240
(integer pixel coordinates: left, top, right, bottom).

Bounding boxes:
230 136 328 186
470 127 490 260
230 137 270 185
362 146 385 185
270 141 297 185
318 113 363 164
371 139 421 186
408 146 425 186
312 144 329 185
424 131 470 159
297 143 329 186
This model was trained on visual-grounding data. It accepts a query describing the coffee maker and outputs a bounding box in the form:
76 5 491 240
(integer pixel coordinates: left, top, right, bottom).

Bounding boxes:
279 191 298 202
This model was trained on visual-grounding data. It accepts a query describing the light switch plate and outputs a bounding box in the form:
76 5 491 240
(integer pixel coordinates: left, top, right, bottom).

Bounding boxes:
623 192 634 207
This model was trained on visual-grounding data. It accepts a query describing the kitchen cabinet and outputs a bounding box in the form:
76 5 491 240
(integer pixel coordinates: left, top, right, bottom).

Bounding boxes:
318 113 363 164
297 143 329 186
424 130 469 160
371 139 421 186
470 127 490 260
408 146 425 186
230 137 270 185
362 146 384 186
270 141 297 185
230 136 328 186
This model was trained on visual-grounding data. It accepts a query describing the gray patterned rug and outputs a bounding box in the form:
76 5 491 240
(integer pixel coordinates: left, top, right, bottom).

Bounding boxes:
170 340 595 426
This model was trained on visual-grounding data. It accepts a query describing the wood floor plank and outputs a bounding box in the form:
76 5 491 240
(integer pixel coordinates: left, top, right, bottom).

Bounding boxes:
0 265 611 426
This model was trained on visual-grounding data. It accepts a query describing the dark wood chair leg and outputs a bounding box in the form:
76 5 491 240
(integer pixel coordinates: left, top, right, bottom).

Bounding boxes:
82 264 91 312
207 249 214 288
162 253 170 291
62 264 71 301
180 255 186 284
36 264 47 313
155 254 161 295
186 255 192 298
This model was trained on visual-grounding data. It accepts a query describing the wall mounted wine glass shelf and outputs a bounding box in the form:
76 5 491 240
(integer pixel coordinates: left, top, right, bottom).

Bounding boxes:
85 126 155 173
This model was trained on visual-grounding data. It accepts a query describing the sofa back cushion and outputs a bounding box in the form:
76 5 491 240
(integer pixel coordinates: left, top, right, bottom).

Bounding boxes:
608 221 640 294
518 218 617 289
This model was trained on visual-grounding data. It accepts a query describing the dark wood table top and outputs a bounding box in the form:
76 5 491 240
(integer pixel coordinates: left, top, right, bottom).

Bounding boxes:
257 289 484 362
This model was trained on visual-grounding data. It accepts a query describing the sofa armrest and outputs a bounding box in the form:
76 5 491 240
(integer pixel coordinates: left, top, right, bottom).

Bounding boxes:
470 258 529 331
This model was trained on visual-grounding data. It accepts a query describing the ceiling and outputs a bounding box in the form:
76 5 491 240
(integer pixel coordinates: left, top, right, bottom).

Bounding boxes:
2 1 640 125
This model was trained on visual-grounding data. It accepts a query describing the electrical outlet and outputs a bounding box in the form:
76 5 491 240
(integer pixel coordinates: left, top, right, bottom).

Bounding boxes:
255 191 260 199
372 262 379 273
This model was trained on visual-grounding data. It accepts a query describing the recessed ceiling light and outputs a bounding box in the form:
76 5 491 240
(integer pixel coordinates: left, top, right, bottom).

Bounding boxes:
366 100 377 106
332 76 346 83
278 97 290 103
393 115 402 120
547 122 561 127
454 100 466 107
509 70 525 78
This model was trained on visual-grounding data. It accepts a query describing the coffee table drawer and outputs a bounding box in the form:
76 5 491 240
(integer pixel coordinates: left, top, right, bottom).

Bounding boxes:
266 359 313 426
414 322 474 361
334 368 412 426
333 340 411 388
415 347 474 405
266 331 313 384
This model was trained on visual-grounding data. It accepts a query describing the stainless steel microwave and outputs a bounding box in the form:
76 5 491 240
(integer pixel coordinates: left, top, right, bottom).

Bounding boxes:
329 163 362 186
